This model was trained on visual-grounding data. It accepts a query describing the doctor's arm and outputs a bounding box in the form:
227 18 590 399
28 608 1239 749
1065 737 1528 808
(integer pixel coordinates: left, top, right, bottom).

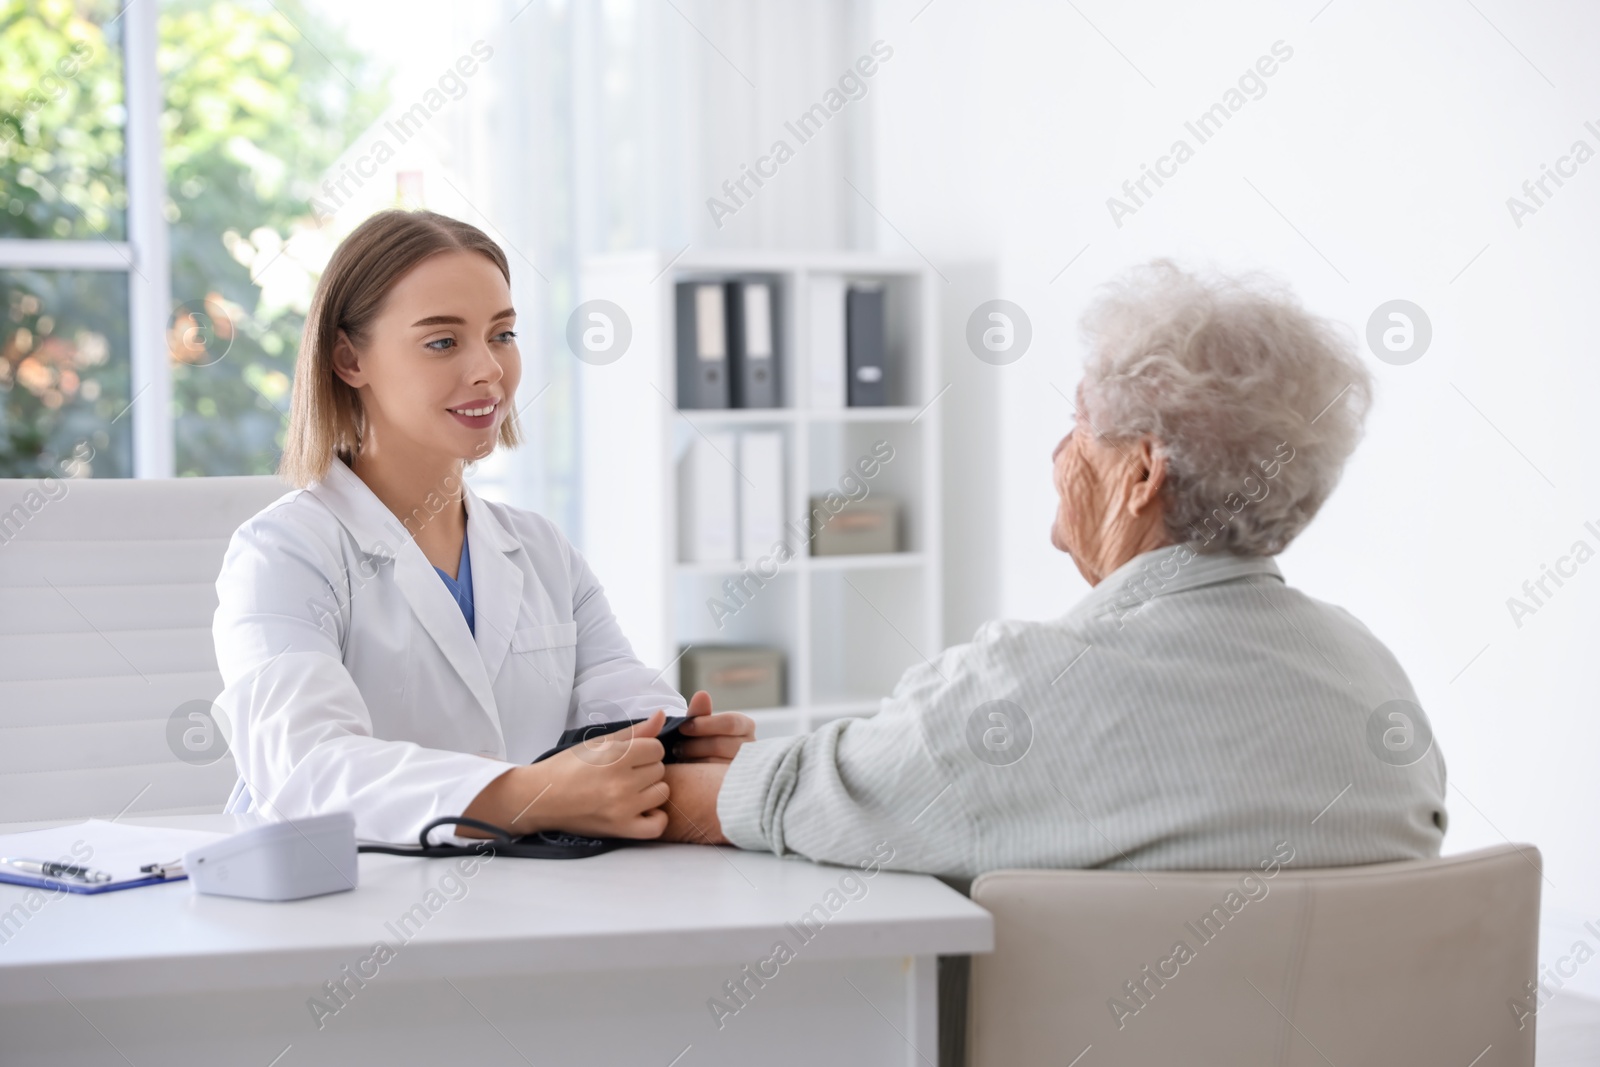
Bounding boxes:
213 514 528 845
460 711 672 839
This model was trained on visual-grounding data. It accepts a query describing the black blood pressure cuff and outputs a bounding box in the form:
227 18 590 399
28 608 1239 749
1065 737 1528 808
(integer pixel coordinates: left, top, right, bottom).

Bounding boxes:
531 715 693 765
359 716 696 863
504 716 693 857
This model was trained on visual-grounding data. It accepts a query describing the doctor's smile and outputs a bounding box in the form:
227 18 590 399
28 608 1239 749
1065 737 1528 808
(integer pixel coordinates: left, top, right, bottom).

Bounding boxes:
445 398 501 429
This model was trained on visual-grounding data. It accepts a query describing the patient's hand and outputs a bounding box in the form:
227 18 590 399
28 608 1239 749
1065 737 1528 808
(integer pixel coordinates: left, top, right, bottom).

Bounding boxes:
660 762 731 845
672 690 756 762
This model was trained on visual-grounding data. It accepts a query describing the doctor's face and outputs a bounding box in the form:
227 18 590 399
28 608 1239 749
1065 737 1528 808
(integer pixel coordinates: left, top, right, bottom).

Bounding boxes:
336 249 520 465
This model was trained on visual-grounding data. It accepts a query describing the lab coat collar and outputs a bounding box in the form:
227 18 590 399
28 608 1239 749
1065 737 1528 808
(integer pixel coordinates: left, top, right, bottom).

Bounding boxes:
307 456 526 756
311 454 520 560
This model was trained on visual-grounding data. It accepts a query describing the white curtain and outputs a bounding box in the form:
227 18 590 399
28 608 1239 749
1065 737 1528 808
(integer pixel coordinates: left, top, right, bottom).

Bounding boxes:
386 0 875 541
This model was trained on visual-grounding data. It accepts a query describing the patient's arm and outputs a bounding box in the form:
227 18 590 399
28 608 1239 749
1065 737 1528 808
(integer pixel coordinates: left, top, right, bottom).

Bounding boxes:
691 634 996 876
660 762 730 844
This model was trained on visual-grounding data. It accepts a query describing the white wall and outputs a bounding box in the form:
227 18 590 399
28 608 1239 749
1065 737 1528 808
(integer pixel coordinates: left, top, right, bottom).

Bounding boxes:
869 0 1600 992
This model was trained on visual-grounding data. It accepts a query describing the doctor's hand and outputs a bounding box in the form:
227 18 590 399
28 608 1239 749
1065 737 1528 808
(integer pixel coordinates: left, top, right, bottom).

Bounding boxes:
671 690 756 763
521 710 672 839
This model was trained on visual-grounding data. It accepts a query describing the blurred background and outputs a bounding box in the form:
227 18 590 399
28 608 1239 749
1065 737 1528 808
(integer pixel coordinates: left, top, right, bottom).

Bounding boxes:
3 0 1596 1009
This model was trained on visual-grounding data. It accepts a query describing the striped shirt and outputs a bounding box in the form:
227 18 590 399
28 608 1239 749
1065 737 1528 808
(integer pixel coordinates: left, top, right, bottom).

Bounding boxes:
717 543 1447 880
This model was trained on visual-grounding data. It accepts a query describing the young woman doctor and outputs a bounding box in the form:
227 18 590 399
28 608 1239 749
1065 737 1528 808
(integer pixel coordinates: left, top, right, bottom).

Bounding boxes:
214 210 754 845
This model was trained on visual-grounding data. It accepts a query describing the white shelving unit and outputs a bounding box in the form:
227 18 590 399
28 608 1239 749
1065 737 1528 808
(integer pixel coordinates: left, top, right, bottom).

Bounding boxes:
577 250 943 737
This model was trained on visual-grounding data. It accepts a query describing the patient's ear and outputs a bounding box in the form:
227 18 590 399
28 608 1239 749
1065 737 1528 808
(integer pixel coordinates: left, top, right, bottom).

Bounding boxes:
1127 436 1167 515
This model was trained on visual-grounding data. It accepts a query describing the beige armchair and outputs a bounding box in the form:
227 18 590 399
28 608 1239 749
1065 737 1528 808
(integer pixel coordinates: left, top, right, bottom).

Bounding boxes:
968 844 1542 1066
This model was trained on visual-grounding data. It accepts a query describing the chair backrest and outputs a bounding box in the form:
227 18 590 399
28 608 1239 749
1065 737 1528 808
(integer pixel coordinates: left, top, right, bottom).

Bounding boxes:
969 844 1542 1067
0 475 289 827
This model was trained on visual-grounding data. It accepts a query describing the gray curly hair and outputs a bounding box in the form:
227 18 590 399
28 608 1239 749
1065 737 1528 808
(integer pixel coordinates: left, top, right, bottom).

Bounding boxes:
1078 259 1373 556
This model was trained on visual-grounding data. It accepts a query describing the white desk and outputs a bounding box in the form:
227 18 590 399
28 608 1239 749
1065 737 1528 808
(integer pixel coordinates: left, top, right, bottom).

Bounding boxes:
0 815 992 1067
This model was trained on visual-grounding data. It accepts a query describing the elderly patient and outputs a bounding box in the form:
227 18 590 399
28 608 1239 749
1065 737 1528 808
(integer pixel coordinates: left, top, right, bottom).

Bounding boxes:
662 259 1447 879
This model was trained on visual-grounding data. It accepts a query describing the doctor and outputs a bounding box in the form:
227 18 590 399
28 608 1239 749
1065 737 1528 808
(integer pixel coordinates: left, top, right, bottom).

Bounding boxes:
214 209 754 846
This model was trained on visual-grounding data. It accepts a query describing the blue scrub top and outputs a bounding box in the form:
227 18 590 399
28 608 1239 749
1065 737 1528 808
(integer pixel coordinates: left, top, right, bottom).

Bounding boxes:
432 535 475 636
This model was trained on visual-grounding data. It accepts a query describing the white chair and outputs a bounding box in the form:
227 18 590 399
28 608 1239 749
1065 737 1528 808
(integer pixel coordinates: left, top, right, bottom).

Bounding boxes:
968 844 1542 1067
0 475 288 828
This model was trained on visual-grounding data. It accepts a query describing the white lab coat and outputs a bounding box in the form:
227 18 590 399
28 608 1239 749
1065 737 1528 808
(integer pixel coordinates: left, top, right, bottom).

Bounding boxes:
214 455 685 845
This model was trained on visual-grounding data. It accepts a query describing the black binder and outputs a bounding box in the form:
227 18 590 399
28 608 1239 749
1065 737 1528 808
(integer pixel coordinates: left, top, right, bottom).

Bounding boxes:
676 282 730 409
727 281 780 408
846 285 887 406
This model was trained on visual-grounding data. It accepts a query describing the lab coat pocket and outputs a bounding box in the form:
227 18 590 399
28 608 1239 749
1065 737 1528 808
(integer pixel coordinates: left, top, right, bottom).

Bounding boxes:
512 621 578 652
511 620 579 701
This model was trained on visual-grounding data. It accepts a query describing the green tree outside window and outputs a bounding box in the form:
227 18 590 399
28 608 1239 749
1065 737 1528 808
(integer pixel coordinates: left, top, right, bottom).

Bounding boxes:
1 0 387 477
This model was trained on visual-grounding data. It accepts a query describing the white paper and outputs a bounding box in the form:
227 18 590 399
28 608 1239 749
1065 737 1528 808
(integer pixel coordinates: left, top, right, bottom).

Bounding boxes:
0 819 227 885
743 283 773 359
694 284 726 361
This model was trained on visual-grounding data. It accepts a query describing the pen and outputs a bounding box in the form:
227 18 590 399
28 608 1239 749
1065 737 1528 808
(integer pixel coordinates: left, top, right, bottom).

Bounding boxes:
139 858 185 879
0 857 114 884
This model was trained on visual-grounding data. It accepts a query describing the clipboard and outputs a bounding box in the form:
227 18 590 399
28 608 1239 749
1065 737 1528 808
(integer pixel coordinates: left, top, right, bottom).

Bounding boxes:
0 869 178 895
0 819 227 896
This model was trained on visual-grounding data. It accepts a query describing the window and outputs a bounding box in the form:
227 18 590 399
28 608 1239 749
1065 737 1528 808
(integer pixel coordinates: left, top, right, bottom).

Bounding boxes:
3 1 460 482
2 0 865 549
1 0 134 477
1 0 575 522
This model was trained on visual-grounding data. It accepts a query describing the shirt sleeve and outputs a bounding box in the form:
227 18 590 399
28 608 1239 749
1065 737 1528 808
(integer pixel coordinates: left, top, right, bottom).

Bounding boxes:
563 541 688 726
213 509 520 847
715 631 997 878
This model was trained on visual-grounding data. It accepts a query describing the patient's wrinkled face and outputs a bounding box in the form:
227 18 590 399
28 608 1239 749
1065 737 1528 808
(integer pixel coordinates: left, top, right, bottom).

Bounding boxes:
1050 427 1075 553
1050 419 1106 558
1049 389 1162 585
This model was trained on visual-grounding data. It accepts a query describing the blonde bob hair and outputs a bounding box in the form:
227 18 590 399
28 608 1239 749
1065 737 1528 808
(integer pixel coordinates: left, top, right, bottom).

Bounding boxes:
278 210 524 487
